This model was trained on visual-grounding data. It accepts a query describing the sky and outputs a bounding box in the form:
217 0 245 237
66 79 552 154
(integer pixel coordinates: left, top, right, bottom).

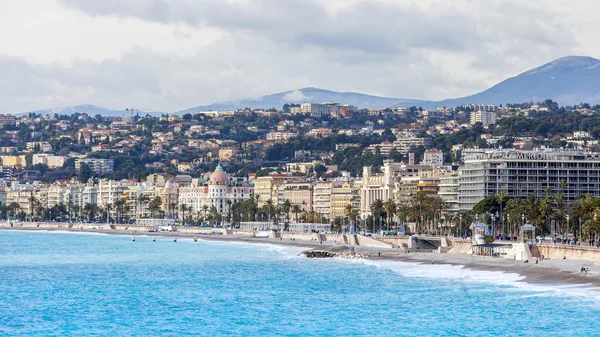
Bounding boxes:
0 0 598 113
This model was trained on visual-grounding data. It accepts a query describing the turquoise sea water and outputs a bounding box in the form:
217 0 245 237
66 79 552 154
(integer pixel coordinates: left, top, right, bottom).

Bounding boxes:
1 231 600 336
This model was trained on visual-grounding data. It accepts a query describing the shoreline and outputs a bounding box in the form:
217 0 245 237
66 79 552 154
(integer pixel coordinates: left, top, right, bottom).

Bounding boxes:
3 226 600 289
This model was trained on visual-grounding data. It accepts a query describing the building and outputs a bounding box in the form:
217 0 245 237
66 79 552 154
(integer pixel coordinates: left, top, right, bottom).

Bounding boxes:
313 181 331 220
330 173 360 218
177 164 253 217
26 142 53 152
470 111 497 126
438 172 460 213
361 160 437 217
423 150 444 166
75 159 115 174
283 181 313 213
0 155 27 168
458 148 600 210
300 103 330 117
266 131 298 141
32 154 66 168
0 114 16 126
218 147 238 161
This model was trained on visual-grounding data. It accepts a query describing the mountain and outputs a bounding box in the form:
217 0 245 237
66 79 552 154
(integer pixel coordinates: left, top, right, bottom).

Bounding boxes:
19 56 600 116
179 56 600 112
22 105 164 117
176 87 429 114
437 56 600 107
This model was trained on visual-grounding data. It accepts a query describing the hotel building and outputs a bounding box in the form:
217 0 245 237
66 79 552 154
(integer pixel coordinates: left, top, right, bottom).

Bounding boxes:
458 148 600 210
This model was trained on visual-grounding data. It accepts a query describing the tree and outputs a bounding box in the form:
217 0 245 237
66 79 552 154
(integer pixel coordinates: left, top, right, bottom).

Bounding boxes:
113 199 126 224
83 203 99 222
79 162 92 182
180 204 192 225
383 199 397 231
137 194 151 219
370 199 384 233
148 196 162 218
292 204 301 223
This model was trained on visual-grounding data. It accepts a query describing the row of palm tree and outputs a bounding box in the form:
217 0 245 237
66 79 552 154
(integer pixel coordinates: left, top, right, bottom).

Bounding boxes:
368 192 447 234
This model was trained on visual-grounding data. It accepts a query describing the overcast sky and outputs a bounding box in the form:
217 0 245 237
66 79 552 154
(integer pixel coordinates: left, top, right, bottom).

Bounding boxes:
0 0 598 113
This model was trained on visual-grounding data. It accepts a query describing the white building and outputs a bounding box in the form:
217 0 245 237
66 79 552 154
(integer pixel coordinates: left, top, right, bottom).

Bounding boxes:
33 154 66 168
178 164 253 217
423 150 444 166
75 158 114 174
300 103 330 117
458 148 600 210
266 131 298 141
470 111 497 126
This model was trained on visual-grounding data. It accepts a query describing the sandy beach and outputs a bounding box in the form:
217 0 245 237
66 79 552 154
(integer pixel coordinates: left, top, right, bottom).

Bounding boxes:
3 226 600 289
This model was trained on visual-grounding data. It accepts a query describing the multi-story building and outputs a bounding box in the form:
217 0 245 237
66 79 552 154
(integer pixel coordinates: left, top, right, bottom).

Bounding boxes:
438 172 460 213
361 160 437 217
283 181 313 213
423 149 444 166
33 154 66 168
177 164 253 217
470 111 497 126
253 175 297 207
300 103 330 117
0 155 26 168
218 147 238 161
330 173 361 218
27 142 53 152
458 148 600 210
312 181 332 220
266 131 298 141
0 114 16 126
75 159 114 174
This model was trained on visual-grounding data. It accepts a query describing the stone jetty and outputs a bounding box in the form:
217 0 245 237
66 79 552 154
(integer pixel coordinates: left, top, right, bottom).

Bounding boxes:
301 250 370 259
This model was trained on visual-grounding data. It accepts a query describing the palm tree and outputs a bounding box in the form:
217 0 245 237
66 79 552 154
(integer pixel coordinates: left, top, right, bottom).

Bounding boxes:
83 202 98 222
370 199 384 233
411 192 428 233
226 200 233 223
137 194 150 219
148 196 162 218
169 202 178 217
179 204 191 225
383 199 397 231
113 199 126 224
7 202 21 220
292 204 301 223
202 205 209 223
281 199 292 223
28 195 37 221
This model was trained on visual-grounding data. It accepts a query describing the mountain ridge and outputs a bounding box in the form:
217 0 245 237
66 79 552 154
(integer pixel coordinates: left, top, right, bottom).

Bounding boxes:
17 55 600 115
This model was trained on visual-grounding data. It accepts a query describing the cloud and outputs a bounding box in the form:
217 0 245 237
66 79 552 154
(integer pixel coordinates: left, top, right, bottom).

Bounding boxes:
282 90 311 102
0 0 598 112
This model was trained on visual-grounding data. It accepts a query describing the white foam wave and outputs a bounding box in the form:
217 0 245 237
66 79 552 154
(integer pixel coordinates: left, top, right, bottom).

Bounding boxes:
343 258 600 302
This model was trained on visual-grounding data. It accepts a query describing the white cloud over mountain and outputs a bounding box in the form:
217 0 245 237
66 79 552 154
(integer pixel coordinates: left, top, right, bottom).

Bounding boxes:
0 0 599 113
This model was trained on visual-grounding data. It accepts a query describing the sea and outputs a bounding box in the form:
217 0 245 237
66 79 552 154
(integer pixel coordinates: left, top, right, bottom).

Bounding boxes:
1 230 599 336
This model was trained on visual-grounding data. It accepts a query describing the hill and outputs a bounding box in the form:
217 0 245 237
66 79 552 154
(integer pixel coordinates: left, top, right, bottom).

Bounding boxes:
176 87 429 113
19 56 600 115
438 56 600 107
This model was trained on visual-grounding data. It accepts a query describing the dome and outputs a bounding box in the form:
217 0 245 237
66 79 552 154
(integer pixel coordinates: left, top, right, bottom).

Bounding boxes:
164 180 177 193
210 164 229 186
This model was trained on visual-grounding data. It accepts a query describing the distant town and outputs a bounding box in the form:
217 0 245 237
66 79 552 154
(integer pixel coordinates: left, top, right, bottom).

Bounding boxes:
1 99 600 241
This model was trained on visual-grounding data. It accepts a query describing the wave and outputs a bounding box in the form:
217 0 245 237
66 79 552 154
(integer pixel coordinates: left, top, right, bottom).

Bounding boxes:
345 258 600 301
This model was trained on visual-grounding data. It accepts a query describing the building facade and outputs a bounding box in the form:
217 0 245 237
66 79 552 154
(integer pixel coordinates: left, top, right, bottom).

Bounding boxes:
458 148 600 210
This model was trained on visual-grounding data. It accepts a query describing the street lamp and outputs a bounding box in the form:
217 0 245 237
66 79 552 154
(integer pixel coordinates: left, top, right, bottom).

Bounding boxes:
507 213 511 240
